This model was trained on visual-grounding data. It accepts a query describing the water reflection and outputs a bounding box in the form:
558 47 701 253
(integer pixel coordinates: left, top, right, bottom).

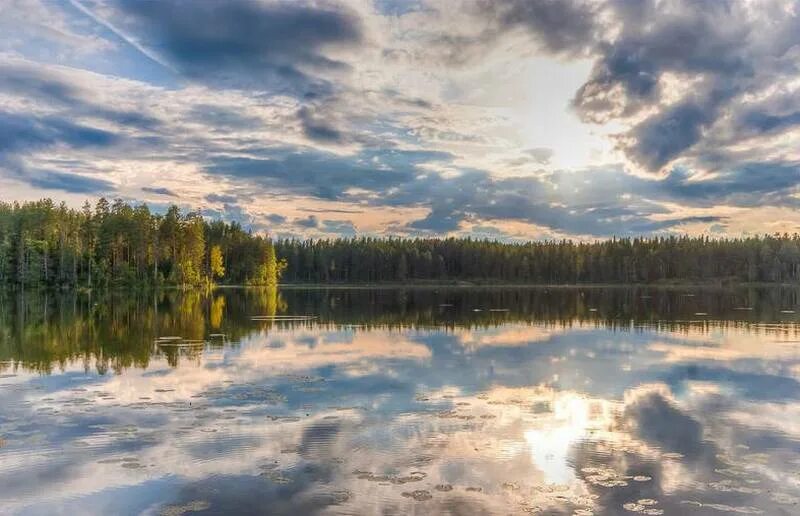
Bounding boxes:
1 287 800 515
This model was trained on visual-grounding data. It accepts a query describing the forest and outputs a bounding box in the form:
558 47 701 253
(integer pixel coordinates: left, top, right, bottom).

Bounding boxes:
3 198 800 288
0 199 282 287
276 234 800 284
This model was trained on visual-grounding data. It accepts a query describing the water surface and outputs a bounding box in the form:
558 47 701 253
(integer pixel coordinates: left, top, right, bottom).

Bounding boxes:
1 287 800 515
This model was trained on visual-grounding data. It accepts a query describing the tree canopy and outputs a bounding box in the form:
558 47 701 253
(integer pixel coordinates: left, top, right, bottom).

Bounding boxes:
276 234 800 285
0 199 282 287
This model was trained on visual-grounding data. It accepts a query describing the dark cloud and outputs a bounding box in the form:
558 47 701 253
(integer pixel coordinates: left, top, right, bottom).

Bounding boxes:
661 162 800 208
0 111 119 155
731 89 800 137
0 109 126 194
408 207 464 232
476 0 598 55
26 170 115 194
321 219 357 235
206 148 451 200
437 1 800 173
0 62 161 131
206 193 239 204
205 145 735 236
266 213 288 224
295 215 320 228
142 186 178 197
627 98 720 171
298 106 344 143
568 0 800 172
188 105 263 130
115 0 363 97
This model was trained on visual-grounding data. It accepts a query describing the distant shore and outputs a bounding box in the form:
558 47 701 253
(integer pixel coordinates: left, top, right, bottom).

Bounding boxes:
269 281 800 290
4 281 800 293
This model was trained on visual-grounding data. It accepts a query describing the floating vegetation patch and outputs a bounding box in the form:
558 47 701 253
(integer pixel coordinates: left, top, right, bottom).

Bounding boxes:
261 470 292 484
680 501 763 514
581 467 630 488
353 470 426 484
435 484 453 492
622 499 663 514
401 490 432 501
318 489 352 505
159 500 210 516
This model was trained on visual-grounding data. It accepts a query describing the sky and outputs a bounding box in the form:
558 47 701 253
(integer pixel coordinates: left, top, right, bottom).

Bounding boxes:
1 0 800 241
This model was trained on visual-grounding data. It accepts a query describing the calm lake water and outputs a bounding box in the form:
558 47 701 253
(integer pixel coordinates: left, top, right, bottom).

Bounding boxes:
2 286 800 515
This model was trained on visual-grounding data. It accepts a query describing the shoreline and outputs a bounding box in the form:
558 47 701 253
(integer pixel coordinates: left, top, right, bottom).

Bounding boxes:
213 281 800 290
3 281 800 292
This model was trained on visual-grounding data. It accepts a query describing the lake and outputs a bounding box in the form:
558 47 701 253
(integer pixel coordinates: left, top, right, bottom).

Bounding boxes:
1 286 800 515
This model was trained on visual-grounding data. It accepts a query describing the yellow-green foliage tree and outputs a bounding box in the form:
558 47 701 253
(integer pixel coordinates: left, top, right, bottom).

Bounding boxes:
252 241 285 287
209 245 225 280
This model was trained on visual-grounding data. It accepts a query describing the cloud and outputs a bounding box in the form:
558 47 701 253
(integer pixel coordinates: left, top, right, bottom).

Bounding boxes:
204 144 735 237
569 0 800 173
295 215 320 228
113 0 364 97
525 147 554 165
205 193 238 204
661 162 800 208
2 0 800 240
420 1 800 174
322 219 357 235
0 60 162 131
475 0 599 56
142 186 178 197
297 106 344 143
188 104 263 130
206 148 451 200
26 170 115 193
0 111 119 155
266 213 287 224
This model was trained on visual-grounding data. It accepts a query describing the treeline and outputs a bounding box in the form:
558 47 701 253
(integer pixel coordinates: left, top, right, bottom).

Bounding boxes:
276 235 800 284
0 199 283 287
5 198 800 288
